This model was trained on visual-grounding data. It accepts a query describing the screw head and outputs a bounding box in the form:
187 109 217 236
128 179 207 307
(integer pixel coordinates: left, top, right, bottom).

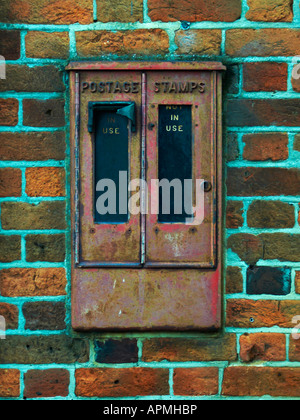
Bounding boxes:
181 21 191 30
203 181 212 192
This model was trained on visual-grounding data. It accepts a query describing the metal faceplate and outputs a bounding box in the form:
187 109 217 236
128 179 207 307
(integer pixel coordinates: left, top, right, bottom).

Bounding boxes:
69 62 224 331
145 71 217 268
77 71 142 266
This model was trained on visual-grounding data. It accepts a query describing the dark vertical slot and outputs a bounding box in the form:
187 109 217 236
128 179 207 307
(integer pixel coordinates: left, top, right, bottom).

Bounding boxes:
158 105 193 223
94 111 129 223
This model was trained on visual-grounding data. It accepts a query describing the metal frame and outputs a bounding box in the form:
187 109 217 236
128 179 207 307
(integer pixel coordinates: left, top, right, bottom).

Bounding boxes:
72 64 224 269
68 62 225 331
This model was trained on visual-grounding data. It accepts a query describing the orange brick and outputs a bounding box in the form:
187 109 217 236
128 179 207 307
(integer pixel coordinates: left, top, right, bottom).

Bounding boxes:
26 167 65 197
0 370 20 398
173 368 219 396
76 29 169 57
246 0 293 22
0 0 93 24
0 268 67 297
240 333 286 362
227 299 300 328
75 368 169 397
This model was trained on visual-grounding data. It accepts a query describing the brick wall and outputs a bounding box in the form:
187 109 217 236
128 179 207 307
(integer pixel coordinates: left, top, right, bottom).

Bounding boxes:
0 0 300 400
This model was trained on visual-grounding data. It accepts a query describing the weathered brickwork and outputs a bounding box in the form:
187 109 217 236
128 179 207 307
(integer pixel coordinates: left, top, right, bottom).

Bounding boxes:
0 0 300 400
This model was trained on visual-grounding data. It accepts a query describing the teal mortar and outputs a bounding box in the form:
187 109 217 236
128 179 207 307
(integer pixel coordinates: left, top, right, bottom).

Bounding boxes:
0 0 300 400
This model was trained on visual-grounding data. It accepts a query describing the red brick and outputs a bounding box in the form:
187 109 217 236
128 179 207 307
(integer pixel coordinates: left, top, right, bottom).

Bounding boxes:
0 30 21 60
0 370 20 398
0 268 67 297
175 30 222 55
227 99 300 127
75 368 169 397
148 0 241 22
227 167 300 196
0 302 19 329
0 168 22 197
222 367 300 397
24 369 69 398
26 167 65 197
0 0 93 24
0 98 18 126
0 131 66 161
23 99 65 128
246 0 293 22
226 201 244 229
242 133 289 161
243 62 288 92
173 368 219 396
76 29 169 57
240 333 286 362
226 299 300 328
226 29 300 57
142 335 237 362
